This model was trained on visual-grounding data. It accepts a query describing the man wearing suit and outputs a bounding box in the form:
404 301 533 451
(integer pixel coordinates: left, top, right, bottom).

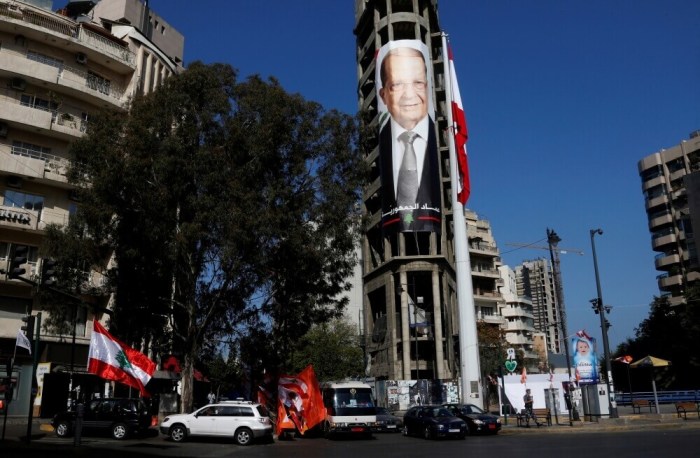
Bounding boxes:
378 45 441 233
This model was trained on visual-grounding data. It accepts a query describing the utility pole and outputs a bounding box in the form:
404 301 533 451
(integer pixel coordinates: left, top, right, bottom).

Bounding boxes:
547 229 578 424
590 228 619 418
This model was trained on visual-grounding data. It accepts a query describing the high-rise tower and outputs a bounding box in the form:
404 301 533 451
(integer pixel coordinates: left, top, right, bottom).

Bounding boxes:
354 0 475 382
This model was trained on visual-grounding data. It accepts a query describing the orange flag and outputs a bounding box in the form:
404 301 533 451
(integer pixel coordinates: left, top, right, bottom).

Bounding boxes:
276 365 326 436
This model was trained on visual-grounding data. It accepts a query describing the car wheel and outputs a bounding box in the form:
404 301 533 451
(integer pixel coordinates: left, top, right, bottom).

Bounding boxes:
234 427 253 446
169 424 187 442
55 421 71 438
111 422 128 440
423 426 432 440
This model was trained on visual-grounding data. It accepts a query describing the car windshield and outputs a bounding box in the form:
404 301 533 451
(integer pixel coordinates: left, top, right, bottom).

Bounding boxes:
428 408 453 417
462 404 485 415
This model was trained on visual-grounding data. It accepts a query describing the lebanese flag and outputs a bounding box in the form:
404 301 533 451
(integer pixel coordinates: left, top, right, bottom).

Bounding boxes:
87 321 156 396
448 46 471 205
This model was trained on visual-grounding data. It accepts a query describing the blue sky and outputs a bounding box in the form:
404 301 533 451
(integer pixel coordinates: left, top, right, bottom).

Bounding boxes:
143 0 700 350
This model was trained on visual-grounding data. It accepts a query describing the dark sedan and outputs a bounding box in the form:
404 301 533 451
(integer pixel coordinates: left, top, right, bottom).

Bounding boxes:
374 407 403 432
442 403 502 435
52 398 155 440
402 405 467 440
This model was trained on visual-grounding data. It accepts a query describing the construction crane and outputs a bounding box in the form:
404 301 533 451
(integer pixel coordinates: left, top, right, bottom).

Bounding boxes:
505 242 584 256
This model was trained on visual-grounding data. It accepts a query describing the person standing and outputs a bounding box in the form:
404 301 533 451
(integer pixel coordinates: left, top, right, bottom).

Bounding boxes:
207 391 216 405
523 388 542 427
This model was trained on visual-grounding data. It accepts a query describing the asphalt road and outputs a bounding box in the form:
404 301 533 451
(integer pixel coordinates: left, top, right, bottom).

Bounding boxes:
1 426 699 458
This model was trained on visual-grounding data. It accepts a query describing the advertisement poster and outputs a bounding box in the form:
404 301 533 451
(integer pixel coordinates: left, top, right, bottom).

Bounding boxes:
375 40 441 234
571 331 599 385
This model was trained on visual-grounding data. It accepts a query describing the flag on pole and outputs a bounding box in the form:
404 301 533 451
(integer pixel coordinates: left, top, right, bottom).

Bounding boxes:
276 365 326 436
447 46 471 205
15 329 31 354
87 321 156 396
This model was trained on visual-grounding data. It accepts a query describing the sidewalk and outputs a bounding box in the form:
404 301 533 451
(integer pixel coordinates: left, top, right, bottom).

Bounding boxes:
500 404 700 434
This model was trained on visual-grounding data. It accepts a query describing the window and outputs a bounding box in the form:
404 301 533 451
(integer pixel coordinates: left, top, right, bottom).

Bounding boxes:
26 50 63 71
3 189 43 212
86 71 111 95
20 94 58 120
11 140 51 160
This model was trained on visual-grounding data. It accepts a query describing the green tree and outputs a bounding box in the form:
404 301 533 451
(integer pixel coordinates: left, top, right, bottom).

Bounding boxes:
288 318 365 382
42 62 366 411
615 294 700 390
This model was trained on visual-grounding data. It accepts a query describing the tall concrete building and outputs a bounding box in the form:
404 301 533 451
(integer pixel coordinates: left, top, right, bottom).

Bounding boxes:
0 0 183 416
638 130 700 306
498 265 538 363
355 0 472 381
514 259 562 354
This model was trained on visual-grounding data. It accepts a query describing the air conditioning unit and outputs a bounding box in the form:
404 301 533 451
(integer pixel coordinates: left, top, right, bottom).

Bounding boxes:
0 122 7 138
11 78 26 91
6 176 22 188
76 52 88 65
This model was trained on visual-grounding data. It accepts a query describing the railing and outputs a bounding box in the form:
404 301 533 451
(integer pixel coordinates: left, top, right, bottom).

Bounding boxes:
0 0 135 66
615 390 700 405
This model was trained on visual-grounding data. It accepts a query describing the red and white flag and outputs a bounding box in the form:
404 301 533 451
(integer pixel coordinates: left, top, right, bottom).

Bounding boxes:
448 46 471 205
87 321 156 396
276 365 326 436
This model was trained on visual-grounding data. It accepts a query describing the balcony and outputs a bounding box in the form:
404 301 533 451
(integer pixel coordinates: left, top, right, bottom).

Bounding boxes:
0 204 70 232
0 144 71 184
659 274 683 289
648 212 672 230
0 1 135 69
0 48 127 106
646 194 669 211
500 307 534 319
642 174 666 191
652 233 677 250
471 266 500 278
655 253 680 270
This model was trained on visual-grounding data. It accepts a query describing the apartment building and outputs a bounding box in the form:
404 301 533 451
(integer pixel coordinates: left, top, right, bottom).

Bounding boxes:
498 265 538 363
0 0 183 416
514 259 562 354
638 130 700 306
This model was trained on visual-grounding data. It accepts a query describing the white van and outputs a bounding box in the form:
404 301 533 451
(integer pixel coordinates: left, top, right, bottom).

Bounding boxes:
321 381 377 438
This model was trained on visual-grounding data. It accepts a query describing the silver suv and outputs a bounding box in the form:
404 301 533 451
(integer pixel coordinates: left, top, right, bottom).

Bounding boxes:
159 400 273 445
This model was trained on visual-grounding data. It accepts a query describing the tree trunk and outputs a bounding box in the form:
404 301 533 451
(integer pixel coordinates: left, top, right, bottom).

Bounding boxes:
180 352 195 413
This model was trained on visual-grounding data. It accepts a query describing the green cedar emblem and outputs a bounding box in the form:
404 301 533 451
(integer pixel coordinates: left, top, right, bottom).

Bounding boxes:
116 350 133 371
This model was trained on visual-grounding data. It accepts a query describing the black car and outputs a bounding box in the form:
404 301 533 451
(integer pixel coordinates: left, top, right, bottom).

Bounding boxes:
52 398 154 440
442 403 502 435
402 405 467 440
374 407 403 432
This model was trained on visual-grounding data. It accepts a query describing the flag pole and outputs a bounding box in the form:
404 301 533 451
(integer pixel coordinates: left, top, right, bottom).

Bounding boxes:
441 33 482 408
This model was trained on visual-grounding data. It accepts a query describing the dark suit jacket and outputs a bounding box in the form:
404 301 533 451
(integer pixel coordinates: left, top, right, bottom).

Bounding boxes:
379 118 441 233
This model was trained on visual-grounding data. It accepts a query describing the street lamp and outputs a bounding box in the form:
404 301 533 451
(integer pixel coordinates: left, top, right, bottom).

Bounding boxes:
589 228 619 419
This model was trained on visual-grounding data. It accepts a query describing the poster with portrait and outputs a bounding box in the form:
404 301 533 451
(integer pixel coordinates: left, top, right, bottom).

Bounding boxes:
571 332 599 385
375 40 441 234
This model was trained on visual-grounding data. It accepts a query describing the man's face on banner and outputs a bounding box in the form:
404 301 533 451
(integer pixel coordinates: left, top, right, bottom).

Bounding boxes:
380 49 428 131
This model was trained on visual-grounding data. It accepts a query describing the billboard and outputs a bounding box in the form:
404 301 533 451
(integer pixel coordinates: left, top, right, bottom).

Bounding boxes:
376 40 441 234
572 332 599 385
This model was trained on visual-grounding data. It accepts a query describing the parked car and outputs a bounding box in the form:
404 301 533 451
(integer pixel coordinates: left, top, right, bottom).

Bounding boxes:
52 398 155 440
374 407 403 432
159 400 273 445
402 405 467 440
442 403 502 435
